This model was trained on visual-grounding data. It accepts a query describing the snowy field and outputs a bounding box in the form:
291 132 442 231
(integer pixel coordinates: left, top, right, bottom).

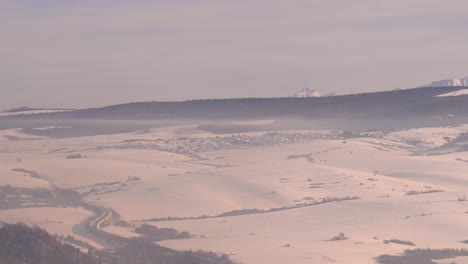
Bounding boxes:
1 121 468 263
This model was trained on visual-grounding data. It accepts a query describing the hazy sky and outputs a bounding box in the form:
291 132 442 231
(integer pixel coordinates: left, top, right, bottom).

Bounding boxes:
2 0 468 109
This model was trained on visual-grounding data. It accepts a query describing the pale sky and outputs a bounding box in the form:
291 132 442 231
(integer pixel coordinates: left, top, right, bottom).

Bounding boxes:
1 0 468 109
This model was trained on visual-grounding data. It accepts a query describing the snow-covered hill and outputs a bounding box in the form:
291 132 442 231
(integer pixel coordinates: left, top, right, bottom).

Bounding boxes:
435 88 468 97
422 76 468 87
291 88 321 98
0 109 72 117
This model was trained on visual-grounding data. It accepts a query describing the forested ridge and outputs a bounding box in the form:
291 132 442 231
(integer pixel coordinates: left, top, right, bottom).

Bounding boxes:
0 224 236 264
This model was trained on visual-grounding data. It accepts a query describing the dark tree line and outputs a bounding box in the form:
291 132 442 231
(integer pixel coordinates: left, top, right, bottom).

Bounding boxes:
0 223 98 264
0 224 237 264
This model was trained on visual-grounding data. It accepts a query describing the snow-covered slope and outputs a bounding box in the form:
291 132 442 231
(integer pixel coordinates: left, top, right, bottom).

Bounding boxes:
422 76 468 87
435 88 468 97
0 109 72 117
291 88 320 98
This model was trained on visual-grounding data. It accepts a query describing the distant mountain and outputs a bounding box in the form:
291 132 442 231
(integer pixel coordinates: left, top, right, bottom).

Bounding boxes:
292 88 321 98
3 86 468 132
422 76 468 87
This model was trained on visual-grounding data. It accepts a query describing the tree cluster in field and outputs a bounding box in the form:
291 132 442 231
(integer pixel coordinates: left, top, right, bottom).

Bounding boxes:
378 248 468 264
330 232 347 241
134 224 192 241
143 196 359 222
405 189 443 196
66 153 83 159
11 168 45 179
383 239 415 246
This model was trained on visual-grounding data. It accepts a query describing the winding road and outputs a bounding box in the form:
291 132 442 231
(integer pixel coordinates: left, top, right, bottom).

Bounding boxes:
88 206 112 232
77 203 127 249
